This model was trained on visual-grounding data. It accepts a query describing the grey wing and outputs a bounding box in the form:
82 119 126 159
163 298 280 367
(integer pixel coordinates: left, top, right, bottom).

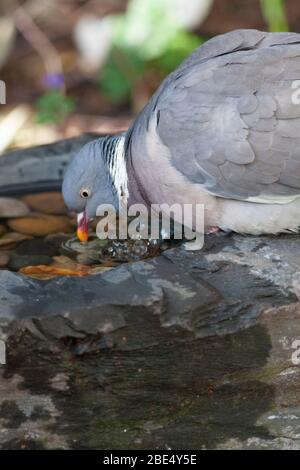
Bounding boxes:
151 30 300 202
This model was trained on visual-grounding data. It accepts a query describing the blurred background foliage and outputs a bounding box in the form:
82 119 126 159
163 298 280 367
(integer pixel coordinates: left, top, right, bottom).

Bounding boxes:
260 0 289 32
99 0 206 104
0 0 295 153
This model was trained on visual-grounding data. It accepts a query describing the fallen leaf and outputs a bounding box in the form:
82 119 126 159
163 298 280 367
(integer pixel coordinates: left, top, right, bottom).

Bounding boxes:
19 263 92 279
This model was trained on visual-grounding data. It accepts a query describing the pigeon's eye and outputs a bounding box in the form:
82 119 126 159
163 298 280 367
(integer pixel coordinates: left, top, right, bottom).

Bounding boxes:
80 188 91 199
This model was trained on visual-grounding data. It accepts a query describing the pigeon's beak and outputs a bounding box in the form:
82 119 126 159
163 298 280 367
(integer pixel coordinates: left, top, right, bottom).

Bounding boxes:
77 211 89 243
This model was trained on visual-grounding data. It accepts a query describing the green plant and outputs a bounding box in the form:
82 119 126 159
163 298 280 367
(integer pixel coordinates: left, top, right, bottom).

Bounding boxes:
156 30 202 74
260 0 289 32
11 4 74 125
100 47 146 102
99 0 204 103
36 90 75 124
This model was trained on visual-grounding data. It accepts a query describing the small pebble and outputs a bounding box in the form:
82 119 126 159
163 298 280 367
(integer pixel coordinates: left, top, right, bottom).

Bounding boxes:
0 224 7 237
0 232 32 248
16 238 59 257
7 213 74 237
21 192 67 215
0 252 10 267
0 197 30 218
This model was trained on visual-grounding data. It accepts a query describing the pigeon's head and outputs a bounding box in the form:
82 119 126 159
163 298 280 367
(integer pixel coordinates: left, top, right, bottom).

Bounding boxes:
62 139 118 242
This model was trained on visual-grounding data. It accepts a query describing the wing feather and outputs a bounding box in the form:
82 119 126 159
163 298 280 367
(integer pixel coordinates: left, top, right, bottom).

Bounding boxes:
148 30 300 202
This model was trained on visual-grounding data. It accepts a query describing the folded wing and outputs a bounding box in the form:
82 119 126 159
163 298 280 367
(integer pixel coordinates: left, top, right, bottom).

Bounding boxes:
149 29 300 202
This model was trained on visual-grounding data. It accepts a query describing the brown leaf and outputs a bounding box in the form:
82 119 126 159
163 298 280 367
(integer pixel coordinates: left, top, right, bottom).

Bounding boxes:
19 263 92 279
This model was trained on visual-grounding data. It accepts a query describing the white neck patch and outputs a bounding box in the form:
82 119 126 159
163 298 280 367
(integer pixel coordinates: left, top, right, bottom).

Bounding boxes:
108 135 128 206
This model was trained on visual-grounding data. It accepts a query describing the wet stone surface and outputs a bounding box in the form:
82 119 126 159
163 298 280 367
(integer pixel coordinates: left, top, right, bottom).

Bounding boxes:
0 139 300 449
0 233 300 449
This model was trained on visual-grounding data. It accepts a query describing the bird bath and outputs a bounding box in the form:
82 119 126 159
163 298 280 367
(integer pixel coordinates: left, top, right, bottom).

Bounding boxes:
0 134 169 280
0 137 300 450
0 215 166 280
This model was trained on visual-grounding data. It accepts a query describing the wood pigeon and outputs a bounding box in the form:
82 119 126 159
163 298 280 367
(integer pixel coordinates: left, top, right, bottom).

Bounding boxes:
62 29 300 242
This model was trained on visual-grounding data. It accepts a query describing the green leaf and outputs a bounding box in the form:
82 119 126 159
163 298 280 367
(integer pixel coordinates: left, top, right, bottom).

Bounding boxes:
157 31 203 73
36 90 75 124
100 47 145 102
260 0 289 32
99 0 207 103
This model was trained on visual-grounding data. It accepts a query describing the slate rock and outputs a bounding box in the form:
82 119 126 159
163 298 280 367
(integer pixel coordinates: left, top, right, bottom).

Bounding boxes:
1 137 300 450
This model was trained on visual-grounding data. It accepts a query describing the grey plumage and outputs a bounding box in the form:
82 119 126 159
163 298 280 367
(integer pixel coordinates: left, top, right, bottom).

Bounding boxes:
129 29 300 201
62 29 300 236
62 138 120 216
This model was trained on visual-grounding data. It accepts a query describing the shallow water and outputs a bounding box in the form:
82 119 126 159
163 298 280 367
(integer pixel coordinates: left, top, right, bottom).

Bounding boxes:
61 235 164 264
0 192 173 279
